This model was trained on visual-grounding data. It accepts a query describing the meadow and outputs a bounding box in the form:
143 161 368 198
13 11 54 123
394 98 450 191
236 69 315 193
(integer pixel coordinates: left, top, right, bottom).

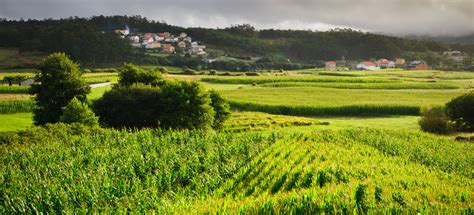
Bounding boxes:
0 69 473 213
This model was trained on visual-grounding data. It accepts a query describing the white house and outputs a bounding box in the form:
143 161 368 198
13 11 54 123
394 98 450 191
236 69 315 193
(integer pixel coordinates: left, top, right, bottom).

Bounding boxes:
129 36 140 43
356 61 380 71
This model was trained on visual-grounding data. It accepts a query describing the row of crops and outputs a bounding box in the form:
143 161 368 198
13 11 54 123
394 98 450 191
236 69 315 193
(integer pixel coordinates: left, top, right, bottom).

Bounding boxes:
1 126 472 213
229 100 421 116
0 100 34 114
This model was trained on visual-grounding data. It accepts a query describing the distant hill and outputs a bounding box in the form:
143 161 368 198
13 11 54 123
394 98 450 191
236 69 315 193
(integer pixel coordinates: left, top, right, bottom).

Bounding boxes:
404 34 474 45
0 15 473 69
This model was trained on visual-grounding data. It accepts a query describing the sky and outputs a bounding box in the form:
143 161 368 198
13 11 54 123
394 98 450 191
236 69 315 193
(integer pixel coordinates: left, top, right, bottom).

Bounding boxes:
1 0 473 36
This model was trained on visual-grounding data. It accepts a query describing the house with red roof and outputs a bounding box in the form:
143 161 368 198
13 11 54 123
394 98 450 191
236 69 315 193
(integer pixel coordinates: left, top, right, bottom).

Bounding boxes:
162 44 175 53
177 41 186 48
375 59 395 68
407 61 429 70
325 61 337 71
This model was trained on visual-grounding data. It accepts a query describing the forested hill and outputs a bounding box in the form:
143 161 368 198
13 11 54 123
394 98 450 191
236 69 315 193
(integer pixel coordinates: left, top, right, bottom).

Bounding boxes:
1 15 473 65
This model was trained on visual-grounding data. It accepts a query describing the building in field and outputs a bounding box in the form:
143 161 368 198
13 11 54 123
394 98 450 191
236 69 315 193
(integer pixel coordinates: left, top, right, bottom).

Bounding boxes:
395 58 405 66
356 61 380 71
375 59 395 68
20 78 36 86
407 61 429 70
325 61 337 71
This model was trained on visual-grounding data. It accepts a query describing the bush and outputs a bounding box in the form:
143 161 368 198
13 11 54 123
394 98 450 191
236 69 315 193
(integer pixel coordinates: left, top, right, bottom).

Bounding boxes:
182 68 197 75
419 106 453 134
158 81 215 129
446 92 474 132
209 70 217 75
93 86 162 128
93 81 219 130
156 66 169 74
245 72 260 76
118 63 163 87
209 90 231 129
59 98 99 127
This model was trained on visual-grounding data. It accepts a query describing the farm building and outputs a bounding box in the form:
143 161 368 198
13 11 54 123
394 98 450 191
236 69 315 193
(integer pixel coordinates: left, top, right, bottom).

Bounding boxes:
395 58 405 65
375 59 395 68
325 61 337 70
356 61 380 71
20 78 36 86
407 61 429 70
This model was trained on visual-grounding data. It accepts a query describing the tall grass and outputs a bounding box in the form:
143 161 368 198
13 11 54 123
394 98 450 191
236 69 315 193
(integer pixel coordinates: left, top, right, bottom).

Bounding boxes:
260 82 460 89
0 100 35 114
229 100 420 116
1 126 472 213
0 126 279 213
0 86 30 94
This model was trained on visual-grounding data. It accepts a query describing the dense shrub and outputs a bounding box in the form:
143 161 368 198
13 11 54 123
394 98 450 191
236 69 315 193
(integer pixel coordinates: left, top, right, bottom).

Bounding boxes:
158 81 215 129
446 92 474 131
30 53 90 125
209 90 231 129
59 98 99 127
118 63 163 87
209 69 217 75
182 68 197 75
93 81 223 130
419 106 453 134
156 66 169 74
245 72 260 76
93 86 162 128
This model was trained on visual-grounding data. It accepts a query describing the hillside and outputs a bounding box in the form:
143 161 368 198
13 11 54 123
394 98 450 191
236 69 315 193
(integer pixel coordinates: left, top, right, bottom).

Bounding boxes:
1 16 473 69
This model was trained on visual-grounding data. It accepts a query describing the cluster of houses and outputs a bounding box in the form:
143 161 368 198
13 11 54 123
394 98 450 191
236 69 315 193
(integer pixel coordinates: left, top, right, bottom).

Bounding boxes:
114 29 207 56
325 58 429 71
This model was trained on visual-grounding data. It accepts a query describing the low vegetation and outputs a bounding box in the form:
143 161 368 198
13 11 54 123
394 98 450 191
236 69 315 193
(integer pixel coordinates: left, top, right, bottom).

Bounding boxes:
1 127 471 213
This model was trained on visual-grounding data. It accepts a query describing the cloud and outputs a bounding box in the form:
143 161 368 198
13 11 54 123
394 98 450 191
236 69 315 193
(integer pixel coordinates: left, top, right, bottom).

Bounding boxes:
1 0 473 36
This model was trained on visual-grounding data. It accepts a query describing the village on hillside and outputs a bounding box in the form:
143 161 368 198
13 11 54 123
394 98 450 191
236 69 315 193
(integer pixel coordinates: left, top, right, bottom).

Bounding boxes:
114 28 207 56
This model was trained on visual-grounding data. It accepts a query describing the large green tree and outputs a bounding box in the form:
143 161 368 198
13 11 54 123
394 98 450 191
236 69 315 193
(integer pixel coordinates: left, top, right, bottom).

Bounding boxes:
30 53 90 125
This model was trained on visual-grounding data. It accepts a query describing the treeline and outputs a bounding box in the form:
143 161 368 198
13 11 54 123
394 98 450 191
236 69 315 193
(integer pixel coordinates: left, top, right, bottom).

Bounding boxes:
1 16 472 66
0 18 133 63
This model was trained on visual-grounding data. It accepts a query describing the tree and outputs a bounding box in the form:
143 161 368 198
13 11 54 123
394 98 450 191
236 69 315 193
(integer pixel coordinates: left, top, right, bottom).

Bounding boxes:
158 81 215 130
118 63 163 87
2 76 15 86
446 92 474 132
209 90 231 129
30 53 90 125
59 97 99 127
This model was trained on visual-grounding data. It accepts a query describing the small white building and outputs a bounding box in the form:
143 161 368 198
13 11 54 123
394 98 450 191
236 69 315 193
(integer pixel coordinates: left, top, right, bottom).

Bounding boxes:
129 36 139 43
20 78 36 86
356 61 380 71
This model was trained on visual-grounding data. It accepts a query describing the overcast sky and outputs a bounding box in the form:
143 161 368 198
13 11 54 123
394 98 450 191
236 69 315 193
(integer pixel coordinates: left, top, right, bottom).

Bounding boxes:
1 0 473 36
